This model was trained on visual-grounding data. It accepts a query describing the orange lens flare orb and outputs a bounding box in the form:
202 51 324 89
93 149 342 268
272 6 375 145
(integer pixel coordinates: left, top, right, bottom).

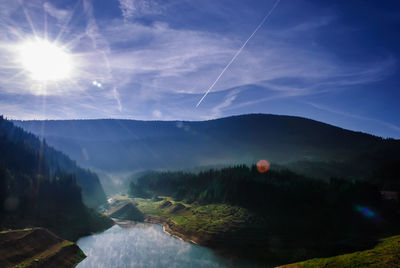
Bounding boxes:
257 159 270 173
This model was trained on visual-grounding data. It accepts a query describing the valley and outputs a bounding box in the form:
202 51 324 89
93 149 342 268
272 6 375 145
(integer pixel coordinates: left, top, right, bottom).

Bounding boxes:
2 114 400 267
2 0 399 266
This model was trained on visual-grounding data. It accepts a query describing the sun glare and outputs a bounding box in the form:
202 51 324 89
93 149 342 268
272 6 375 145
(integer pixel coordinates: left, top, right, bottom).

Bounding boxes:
18 39 73 81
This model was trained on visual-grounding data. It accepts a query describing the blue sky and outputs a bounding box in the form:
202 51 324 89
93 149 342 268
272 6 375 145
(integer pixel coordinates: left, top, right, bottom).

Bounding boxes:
0 0 399 138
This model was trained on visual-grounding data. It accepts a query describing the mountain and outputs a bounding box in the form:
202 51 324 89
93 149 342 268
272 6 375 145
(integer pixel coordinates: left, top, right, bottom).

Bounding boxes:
2 116 107 208
14 114 400 179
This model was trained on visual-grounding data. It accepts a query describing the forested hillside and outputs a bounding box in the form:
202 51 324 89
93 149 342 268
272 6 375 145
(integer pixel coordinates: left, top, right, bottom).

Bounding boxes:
14 114 400 180
0 116 112 240
129 165 400 262
2 116 107 208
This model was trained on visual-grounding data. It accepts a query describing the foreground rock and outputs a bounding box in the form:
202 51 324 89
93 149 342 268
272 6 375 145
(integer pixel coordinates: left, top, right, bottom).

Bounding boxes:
0 228 85 268
107 201 145 222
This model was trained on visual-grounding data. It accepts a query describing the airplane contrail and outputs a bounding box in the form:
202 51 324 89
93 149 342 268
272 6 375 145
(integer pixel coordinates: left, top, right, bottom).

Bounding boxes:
196 0 282 108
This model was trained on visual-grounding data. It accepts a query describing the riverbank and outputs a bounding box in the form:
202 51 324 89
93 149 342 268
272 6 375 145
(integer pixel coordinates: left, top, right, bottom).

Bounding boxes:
107 198 271 266
133 196 264 248
107 195 264 246
144 215 202 245
111 196 282 265
111 195 389 266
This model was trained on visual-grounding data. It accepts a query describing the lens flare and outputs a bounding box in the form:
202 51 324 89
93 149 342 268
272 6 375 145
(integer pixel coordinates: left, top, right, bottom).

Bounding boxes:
257 159 270 173
355 205 376 219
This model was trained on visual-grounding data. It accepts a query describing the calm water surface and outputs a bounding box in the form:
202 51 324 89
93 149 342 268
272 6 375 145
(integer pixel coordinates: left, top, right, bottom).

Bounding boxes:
77 223 258 268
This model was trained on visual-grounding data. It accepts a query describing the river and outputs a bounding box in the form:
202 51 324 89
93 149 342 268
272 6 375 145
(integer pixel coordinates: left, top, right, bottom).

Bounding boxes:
76 222 260 268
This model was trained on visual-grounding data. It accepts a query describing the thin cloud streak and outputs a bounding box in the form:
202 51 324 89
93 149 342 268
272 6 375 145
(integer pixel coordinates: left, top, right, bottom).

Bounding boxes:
113 86 123 112
211 89 239 118
196 0 281 107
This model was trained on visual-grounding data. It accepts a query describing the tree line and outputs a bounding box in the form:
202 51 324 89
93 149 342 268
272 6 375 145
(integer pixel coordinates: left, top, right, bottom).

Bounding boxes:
0 116 112 240
129 163 400 260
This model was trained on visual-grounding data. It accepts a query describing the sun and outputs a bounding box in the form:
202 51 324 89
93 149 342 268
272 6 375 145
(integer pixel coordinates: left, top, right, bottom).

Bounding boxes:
18 39 73 81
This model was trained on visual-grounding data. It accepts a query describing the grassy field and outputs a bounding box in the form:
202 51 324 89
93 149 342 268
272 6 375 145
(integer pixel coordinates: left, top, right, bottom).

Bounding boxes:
134 196 257 236
278 235 400 268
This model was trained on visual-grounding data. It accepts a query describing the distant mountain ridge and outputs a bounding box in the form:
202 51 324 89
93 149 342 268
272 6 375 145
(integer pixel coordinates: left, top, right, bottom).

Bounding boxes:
13 114 400 178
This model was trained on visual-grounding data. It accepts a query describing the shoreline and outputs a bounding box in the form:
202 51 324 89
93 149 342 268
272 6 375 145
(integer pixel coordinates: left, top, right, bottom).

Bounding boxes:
112 214 274 266
142 216 270 267
162 225 199 245
144 215 202 246
104 198 200 245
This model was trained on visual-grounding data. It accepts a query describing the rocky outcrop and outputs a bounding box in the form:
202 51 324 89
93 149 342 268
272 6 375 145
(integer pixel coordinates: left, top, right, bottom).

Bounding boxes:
107 201 145 222
0 228 85 268
158 201 172 209
169 203 187 213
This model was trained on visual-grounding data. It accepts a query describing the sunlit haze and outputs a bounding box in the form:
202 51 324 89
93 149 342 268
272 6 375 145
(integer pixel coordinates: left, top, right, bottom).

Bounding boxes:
18 39 73 81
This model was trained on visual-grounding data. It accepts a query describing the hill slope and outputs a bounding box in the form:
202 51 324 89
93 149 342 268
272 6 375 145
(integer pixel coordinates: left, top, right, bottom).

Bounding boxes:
14 114 400 178
0 116 113 240
277 235 400 268
0 228 85 268
2 116 107 208
106 201 145 222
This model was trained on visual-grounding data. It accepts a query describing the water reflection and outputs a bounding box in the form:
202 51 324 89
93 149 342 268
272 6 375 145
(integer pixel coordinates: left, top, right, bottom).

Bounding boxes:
77 223 245 268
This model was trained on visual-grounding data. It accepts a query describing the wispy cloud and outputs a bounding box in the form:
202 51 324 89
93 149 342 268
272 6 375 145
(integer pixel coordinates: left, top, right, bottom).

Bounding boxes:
0 0 395 100
97 19 396 100
113 86 123 112
119 0 136 20
0 0 398 139
119 0 162 21
43 2 72 23
211 89 239 118
152 109 162 118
